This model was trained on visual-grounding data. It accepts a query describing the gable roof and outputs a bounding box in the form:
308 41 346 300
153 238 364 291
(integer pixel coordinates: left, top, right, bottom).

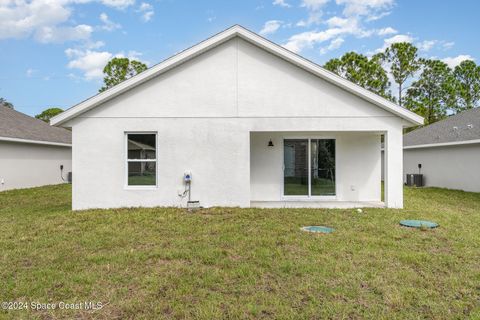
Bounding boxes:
0 106 71 146
404 108 480 149
51 25 424 127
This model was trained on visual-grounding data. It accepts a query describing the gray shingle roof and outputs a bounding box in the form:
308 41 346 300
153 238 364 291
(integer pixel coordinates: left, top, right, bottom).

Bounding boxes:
404 107 480 147
0 106 71 144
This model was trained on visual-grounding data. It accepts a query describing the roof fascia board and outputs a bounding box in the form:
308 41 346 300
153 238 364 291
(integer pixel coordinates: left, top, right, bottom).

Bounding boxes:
51 25 424 126
404 139 480 149
0 136 72 147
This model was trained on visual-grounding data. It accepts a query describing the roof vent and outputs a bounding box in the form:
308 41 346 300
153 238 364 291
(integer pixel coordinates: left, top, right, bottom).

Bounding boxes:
453 126 458 130
467 124 473 129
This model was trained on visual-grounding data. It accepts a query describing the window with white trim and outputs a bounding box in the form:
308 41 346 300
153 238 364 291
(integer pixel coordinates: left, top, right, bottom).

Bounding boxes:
126 133 157 186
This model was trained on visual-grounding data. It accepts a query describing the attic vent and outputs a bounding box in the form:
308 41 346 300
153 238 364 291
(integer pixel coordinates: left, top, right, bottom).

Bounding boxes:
467 124 473 129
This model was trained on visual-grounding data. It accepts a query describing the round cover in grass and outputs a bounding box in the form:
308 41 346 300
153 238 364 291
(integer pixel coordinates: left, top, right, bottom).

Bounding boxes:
400 220 439 229
301 226 334 233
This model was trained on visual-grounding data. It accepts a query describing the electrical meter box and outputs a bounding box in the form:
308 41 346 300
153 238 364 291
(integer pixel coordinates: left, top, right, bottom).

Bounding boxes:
184 171 192 182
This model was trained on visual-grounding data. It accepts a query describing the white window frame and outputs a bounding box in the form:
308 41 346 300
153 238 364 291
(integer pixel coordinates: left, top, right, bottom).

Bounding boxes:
281 136 337 200
125 132 158 189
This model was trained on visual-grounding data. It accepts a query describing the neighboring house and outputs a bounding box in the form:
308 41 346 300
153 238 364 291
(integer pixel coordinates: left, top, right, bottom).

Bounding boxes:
51 25 422 210
0 106 72 191
402 108 480 192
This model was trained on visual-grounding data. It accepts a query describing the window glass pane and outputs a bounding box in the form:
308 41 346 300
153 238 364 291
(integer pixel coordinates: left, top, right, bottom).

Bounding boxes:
311 139 335 196
127 134 156 159
284 139 309 195
128 162 156 186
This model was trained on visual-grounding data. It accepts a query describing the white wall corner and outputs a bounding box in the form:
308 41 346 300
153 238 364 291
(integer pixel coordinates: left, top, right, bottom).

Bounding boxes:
384 129 404 208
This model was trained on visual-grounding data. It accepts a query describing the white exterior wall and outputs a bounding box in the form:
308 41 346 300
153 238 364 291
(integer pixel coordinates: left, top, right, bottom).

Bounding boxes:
66 37 405 210
403 144 480 192
0 141 71 191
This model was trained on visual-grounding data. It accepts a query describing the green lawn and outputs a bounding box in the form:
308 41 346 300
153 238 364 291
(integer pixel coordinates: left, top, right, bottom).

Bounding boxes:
1 185 479 319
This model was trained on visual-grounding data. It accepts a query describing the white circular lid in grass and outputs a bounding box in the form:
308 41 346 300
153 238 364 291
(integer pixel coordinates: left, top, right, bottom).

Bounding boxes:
301 226 334 233
400 220 439 229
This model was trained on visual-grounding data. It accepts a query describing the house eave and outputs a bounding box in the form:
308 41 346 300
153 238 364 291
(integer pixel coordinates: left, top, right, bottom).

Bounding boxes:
50 25 424 127
0 136 72 147
404 139 480 150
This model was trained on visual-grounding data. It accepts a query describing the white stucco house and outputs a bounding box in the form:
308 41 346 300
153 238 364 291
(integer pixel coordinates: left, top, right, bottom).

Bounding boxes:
0 106 72 191
51 25 423 210
402 107 480 192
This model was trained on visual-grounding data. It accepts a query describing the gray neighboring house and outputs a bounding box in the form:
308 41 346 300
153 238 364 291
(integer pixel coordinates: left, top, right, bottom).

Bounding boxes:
382 108 480 192
0 106 72 191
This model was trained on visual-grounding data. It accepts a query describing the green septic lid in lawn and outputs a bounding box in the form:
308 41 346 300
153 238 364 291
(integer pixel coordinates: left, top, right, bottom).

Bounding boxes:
301 226 334 233
400 220 439 229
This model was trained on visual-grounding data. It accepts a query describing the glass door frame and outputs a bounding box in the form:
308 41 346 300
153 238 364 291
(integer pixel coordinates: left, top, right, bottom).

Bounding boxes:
282 136 337 200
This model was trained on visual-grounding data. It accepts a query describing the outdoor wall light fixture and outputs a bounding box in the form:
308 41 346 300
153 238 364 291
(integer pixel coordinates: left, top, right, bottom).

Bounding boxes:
268 139 274 147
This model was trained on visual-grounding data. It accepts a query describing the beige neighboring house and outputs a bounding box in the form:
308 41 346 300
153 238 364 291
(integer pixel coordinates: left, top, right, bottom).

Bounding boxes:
0 106 72 191
402 107 480 192
381 108 480 192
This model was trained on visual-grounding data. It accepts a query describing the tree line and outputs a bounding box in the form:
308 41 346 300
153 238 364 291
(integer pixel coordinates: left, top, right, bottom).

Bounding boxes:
324 42 480 125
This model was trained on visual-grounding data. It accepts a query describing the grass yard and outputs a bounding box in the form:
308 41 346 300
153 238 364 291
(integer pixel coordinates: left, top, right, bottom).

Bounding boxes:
1 185 479 319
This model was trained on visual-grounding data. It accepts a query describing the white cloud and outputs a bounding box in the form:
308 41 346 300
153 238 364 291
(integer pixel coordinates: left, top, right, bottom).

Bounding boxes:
296 0 330 26
336 0 394 17
284 28 343 53
442 55 474 68
123 50 143 60
374 34 413 53
85 40 106 49
0 0 72 40
35 24 93 43
65 47 146 80
137 2 154 22
301 0 330 10
272 0 291 7
285 16 371 53
0 0 134 43
415 40 455 52
365 10 391 21
377 27 397 36
290 0 396 51
325 16 349 28
442 41 454 50
320 37 344 54
100 0 135 9
260 20 282 36
384 34 412 44
417 40 437 52
296 12 322 27
100 13 121 31
138 2 152 11
65 48 113 80
142 11 154 22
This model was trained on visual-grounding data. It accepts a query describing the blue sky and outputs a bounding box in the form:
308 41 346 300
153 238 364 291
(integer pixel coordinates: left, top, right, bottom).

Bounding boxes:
1 0 479 116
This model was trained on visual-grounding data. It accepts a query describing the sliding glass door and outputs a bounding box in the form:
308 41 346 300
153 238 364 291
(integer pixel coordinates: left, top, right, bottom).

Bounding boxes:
283 139 309 196
284 138 336 197
310 139 336 196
